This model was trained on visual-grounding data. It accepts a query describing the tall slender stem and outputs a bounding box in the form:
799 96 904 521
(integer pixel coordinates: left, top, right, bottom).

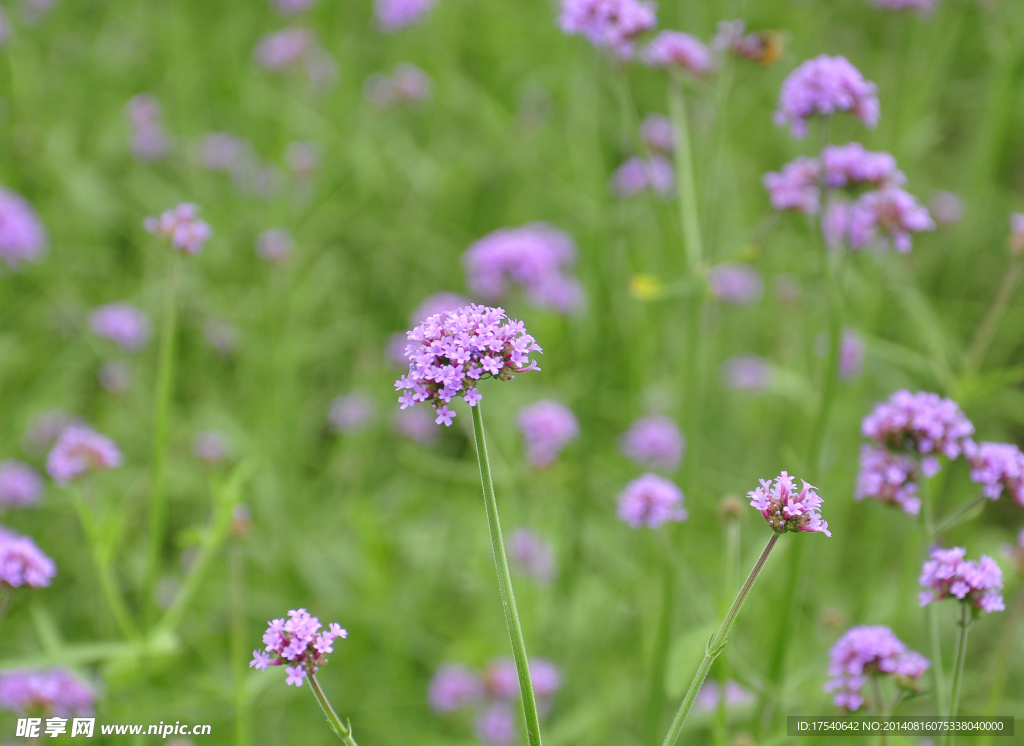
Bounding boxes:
714 517 742 746
646 554 675 744
230 544 251 746
922 478 949 716
661 533 780 746
308 673 358 745
470 403 543 746
932 493 988 538
946 604 972 746
145 252 181 622
964 258 1023 377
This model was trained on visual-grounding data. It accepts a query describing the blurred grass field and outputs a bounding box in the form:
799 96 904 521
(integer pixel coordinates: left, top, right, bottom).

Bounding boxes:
1 0 1023 743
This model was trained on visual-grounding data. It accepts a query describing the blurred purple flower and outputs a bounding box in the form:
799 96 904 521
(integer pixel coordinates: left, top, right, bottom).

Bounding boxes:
919 547 1004 614
929 192 963 226
774 55 879 138
286 141 319 178
328 393 376 434
89 303 151 351
0 668 94 717
617 473 687 529
256 228 294 264
964 441 1024 505
749 471 831 536
821 143 904 189
509 528 557 582
696 679 755 712
144 203 212 254
250 608 347 686
619 415 684 471
708 263 763 305
46 425 123 484
126 94 169 161
774 274 802 304
198 133 250 172
825 626 929 711
0 186 47 269
763 157 821 214
559 0 657 58
612 156 675 198
24 410 79 454
518 401 579 468
464 225 584 314
712 20 782 65
392 407 440 444
375 0 434 32
855 444 921 515
642 31 713 76
529 658 563 700
254 28 314 70
1010 213 1024 255
483 659 520 700
364 65 433 108
428 664 485 712
861 390 974 462
193 431 229 464
98 361 131 394
0 526 56 588
722 355 771 391
640 115 675 154
204 318 239 355
839 329 866 380
847 187 934 253
0 461 43 508
474 703 517 746
410 293 471 326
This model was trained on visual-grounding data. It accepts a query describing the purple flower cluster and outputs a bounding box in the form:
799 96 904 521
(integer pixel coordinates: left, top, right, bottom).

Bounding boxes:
464 224 584 314
642 32 713 76
0 186 47 269
89 303 151 352
375 0 434 32
329 393 376 434
617 473 687 529
508 528 557 582
774 55 879 138
193 431 229 464
558 0 657 58
964 441 1024 505
611 156 675 198
708 263 763 305
126 94 169 161
364 64 433 108
0 668 94 717
838 329 866 380
842 187 935 253
249 608 347 687
748 471 831 537
428 658 562 745
396 305 542 426
930 191 964 226
695 680 755 712
722 354 771 391
410 293 471 326
0 526 56 588
919 547 1004 614
762 157 821 214
144 203 212 254
254 28 315 70
1009 213 1024 255
821 143 904 189
855 445 921 515
198 133 250 172
46 425 123 485
256 228 294 264
824 626 929 711
639 115 675 154
619 415 684 471
0 461 44 508
518 401 579 468
861 390 975 464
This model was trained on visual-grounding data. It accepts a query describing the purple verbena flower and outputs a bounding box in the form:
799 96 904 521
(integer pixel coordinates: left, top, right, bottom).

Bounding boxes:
464 224 584 314
930 191 964 226
517 401 579 468
1010 213 1024 255
825 626 929 711
963 441 1024 505
847 187 935 253
143 203 212 254
861 390 974 462
696 679 755 712
396 305 541 425
748 471 831 536
612 155 675 198
0 186 47 269
483 658 520 700
198 133 250 172
774 55 880 138
46 425 123 485
474 703 518 746
708 263 763 305
528 658 564 700
821 143 905 189
712 20 782 65
89 303 151 352
256 228 294 264
126 94 169 161
328 393 376 434
855 444 921 515
763 157 822 214
919 547 1004 614
0 668 94 717
193 431 229 464
619 415 684 471
558 0 657 58
639 115 675 154
617 473 687 529
0 526 56 588
839 329 866 380
254 28 314 69
509 528 557 582
642 31 714 76
393 407 441 444
0 461 43 508
428 664 485 712
722 355 771 391
286 141 319 178
250 608 347 685
375 0 434 32
98 361 131 394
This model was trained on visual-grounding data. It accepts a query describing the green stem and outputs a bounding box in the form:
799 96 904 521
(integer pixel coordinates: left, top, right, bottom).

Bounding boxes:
71 488 138 640
470 403 543 746
946 604 973 746
308 673 358 745
146 252 181 623
230 544 251 746
981 585 1024 743
932 493 988 538
922 479 949 717
661 533 780 746
871 676 889 746
808 250 843 474
963 258 1023 377
646 555 675 744
713 519 741 746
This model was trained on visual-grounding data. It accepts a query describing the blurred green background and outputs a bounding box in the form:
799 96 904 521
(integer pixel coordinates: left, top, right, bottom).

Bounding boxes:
0 0 1022 743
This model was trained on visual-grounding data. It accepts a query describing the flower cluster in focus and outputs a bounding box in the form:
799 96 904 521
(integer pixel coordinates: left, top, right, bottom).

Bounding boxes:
748 471 831 537
143 203 212 254
250 608 347 687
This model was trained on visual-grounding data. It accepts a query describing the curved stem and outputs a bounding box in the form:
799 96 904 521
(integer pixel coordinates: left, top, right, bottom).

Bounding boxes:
921 479 949 717
932 493 988 538
308 673 358 745
646 553 675 743
946 604 972 746
471 403 543 746
964 259 1023 377
661 533 780 746
145 252 181 623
